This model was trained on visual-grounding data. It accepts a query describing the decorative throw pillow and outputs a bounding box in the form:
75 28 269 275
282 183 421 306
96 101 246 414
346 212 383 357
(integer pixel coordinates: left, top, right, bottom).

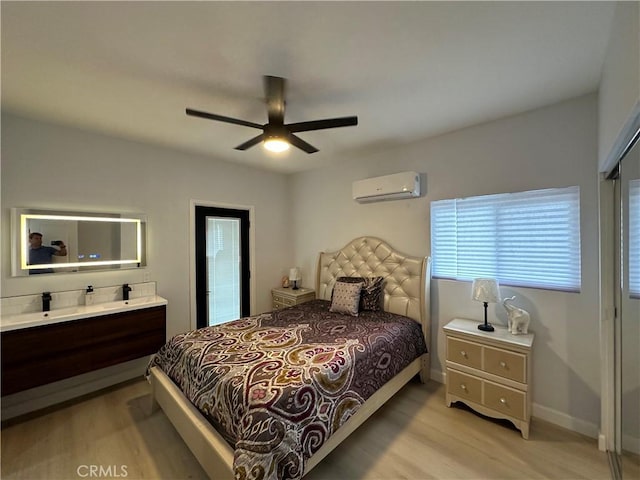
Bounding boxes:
329 281 362 316
336 276 385 311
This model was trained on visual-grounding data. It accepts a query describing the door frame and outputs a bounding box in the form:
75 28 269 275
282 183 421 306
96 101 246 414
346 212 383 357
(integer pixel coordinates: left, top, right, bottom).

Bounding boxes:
189 199 255 331
598 175 616 452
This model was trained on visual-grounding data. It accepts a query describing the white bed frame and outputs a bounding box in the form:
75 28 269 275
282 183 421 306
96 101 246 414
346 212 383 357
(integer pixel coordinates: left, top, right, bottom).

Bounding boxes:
149 236 431 479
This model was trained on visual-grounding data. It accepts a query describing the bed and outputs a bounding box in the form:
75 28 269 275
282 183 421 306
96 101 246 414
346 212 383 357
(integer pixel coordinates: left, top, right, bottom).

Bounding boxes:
147 236 431 479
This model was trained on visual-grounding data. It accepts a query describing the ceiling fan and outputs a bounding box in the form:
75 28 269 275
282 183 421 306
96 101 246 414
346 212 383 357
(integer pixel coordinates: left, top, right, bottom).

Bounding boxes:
186 76 358 154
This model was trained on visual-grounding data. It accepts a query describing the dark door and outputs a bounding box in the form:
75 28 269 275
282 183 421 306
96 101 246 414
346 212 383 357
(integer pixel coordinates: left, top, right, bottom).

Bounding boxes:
195 206 250 328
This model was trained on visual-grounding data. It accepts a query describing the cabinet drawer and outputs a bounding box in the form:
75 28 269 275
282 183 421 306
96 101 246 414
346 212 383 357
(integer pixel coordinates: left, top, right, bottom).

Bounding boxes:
447 369 482 404
274 295 295 306
484 346 526 383
484 380 526 420
447 337 482 369
297 292 315 303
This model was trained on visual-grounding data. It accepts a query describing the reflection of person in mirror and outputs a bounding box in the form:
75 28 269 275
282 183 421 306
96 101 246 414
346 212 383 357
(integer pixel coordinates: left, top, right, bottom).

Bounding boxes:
28 232 67 274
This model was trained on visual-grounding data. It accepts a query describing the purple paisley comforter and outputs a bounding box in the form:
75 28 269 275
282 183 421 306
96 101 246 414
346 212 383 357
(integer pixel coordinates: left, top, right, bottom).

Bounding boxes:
148 299 427 480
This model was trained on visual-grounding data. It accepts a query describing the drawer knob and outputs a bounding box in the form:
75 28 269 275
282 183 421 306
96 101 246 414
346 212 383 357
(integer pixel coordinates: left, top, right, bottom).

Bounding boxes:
500 397 507 405
460 350 468 358
500 361 507 368
460 383 467 391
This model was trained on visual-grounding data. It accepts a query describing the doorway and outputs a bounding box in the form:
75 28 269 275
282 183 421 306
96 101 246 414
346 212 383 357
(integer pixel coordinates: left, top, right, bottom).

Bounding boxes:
195 205 250 328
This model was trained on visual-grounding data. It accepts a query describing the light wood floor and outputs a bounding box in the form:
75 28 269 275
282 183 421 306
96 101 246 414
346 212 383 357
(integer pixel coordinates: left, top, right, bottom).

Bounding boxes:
2 378 637 480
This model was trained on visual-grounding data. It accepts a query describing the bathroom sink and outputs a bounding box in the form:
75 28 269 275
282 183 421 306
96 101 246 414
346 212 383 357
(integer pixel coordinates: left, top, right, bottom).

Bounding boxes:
1 295 167 332
1 306 82 329
122 296 158 306
3 310 53 323
48 306 83 318
95 296 161 310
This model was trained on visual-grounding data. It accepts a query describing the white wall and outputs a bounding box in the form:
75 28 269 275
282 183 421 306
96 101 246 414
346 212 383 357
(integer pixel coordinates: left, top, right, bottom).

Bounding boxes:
291 94 602 436
1 113 291 415
2 113 292 328
598 0 640 172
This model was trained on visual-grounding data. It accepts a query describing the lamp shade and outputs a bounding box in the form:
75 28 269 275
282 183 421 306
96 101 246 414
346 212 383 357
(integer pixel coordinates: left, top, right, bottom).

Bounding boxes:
289 267 301 281
471 278 500 303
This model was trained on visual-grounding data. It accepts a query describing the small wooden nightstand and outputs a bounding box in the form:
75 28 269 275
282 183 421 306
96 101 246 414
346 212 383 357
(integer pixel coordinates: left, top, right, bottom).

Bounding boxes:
444 318 534 439
271 287 315 310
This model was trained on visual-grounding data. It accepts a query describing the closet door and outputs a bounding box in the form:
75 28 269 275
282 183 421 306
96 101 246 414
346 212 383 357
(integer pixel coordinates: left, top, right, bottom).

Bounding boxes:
616 141 639 466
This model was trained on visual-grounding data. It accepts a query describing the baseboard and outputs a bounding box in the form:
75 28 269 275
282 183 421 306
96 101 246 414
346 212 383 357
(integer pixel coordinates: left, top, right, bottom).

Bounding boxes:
430 368 445 384
1 357 149 421
599 433 608 451
531 403 599 439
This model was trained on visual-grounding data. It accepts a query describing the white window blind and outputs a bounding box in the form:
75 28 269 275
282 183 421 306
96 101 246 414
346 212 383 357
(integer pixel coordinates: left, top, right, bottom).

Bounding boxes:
207 217 240 325
629 179 640 298
431 186 581 292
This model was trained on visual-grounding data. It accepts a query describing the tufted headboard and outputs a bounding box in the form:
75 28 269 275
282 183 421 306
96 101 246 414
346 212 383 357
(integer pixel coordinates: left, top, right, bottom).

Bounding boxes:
316 237 431 353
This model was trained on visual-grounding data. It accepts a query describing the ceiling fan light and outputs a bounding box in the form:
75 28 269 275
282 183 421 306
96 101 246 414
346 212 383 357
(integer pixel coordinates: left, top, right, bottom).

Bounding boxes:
263 137 290 153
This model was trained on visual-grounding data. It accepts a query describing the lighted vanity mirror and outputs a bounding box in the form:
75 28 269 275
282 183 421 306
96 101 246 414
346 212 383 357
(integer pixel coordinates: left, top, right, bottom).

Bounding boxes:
11 208 146 276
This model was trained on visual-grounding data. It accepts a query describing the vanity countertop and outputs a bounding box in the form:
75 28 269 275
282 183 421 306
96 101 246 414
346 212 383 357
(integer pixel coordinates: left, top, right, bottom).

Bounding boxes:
0 295 168 332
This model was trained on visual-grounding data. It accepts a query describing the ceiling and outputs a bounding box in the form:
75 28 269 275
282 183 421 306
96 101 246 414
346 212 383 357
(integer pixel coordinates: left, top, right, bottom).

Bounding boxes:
1 2 615 174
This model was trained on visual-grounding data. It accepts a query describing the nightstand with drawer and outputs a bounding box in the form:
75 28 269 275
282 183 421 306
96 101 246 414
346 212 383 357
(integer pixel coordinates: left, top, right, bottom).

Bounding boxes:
271 287 315 310
444 318 534 439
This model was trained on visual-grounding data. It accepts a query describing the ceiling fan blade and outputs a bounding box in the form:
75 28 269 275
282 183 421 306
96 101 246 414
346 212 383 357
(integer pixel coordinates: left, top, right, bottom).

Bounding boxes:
186 108 263 129
286 116 358 133
289 134 319 154
264 76 286 124
235 134 265 151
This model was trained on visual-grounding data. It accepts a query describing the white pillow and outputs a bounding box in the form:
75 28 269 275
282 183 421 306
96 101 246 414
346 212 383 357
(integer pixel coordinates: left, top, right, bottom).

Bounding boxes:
329 281 362 316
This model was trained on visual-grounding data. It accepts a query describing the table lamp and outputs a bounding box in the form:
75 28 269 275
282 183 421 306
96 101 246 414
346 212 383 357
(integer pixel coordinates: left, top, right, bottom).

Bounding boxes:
289 267 301 290
471 278 500 332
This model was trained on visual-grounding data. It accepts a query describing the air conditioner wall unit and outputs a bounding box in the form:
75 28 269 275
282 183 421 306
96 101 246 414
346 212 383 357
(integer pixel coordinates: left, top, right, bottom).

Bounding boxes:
352 171 420 203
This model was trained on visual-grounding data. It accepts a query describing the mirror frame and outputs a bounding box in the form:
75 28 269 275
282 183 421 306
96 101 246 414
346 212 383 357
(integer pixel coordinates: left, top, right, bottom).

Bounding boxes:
11 208 146 276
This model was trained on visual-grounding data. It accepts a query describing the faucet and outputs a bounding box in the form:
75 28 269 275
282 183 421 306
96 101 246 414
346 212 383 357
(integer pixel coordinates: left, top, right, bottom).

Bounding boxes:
122 284 132 301
42 292 52 312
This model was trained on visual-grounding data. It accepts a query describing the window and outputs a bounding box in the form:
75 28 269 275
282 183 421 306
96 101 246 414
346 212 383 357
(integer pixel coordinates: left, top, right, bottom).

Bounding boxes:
629 179 640 298
431 186 581 292
207 217 240 325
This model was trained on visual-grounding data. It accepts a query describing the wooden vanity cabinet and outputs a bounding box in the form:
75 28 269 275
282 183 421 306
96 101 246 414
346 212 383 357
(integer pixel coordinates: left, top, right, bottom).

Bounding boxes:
1 305 166 396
